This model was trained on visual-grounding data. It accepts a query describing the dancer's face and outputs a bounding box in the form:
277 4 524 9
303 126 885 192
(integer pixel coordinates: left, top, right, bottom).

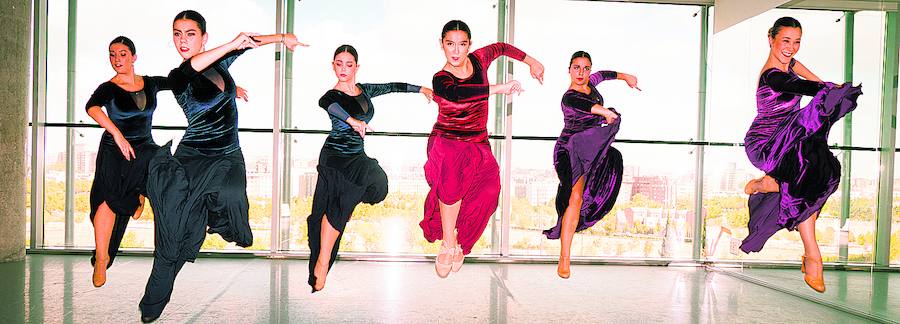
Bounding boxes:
569 57 591 87
108 43 136 75
768 27 801 65
332 52 358 82
441 30 470 68
173 19 207 60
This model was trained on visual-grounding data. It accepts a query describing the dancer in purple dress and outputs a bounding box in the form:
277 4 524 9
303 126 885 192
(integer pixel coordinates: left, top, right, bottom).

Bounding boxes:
543 51 639 278
741 17 862 293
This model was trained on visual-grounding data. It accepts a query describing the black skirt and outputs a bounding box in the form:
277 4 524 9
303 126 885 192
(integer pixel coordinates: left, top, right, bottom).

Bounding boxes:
89 140 159 268
307 147 388 288
140 142 253 318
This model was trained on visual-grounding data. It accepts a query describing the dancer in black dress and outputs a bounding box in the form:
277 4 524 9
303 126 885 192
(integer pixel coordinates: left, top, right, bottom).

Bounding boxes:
138 10 305 322
309 45 433 292
85 36 169 287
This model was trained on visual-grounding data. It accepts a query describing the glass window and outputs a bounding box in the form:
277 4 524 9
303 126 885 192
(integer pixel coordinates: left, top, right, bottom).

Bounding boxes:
291 0 498 133
45 1 69 124
707 9 845 145
892 156 900 265
286 0 500 255
72 0 276 128
509 140 696 258
847 151 877 263
41 127 67 247
513 0 700 140
851 11 885 148
283 134 491 254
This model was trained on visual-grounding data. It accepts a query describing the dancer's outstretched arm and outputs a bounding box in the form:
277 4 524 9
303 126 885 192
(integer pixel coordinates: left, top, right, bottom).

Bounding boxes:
189 32 306 72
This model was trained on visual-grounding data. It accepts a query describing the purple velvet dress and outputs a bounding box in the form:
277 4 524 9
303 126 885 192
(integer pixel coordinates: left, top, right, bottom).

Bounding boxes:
740 59 862 253
543 70 624 239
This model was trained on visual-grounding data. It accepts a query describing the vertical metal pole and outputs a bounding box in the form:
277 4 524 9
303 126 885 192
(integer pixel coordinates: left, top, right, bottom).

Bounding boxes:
839 11 854 263
270 0 287 254
493 0 510 256
692 5 709 260
64 0 77 247
279 0 296 252
30 0 49 249
501 0 516 257
875 11 899 267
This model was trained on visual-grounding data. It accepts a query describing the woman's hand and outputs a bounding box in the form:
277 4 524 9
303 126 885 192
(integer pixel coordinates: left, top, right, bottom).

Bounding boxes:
347 117 374 138
503 80 524 96
113 133 136 161
420 87 434 103
593 106 618 124
236 86 249 102
523 55 544 84
231 32 260 51
281 33 309 51
620 73 641 91
529 60 544 85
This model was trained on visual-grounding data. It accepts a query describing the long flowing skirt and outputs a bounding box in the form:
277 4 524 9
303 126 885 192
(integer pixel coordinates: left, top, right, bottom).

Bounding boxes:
307 147 388 288
741 84 862 253
419 136 500 255
544 117 623 239
139 142 252 318
89 140 159 268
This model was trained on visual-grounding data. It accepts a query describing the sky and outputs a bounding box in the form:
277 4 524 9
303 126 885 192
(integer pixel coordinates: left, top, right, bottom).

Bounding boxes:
40 0 891 180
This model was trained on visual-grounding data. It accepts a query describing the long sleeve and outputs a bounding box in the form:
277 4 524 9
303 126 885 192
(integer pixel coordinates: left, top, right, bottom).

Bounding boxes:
318 92 351 121
168 49 247 95
764 70 825 96
324 102 351 121
472 42 527 69
360 82 421 99
589 70 618 87
432 74 489 103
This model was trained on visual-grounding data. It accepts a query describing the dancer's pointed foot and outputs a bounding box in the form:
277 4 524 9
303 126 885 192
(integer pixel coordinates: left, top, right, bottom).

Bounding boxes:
312 260 328 292
435 241 453 278
744 175 779 194
92 256 109 287
802 255 825 293
557 255 571 279
132 201 145 220
451 244 464 272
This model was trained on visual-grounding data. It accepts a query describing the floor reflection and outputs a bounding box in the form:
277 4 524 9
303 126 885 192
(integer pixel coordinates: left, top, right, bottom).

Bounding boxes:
2 255 897 323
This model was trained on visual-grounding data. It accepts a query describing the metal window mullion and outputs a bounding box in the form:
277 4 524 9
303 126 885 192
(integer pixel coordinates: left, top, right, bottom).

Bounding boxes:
30 0 49 249
875 11 899 267
64 0 77 248
839 11 854 264
692 5 709 261
270 0 288 254
493 0 512 257
277 0 296 254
